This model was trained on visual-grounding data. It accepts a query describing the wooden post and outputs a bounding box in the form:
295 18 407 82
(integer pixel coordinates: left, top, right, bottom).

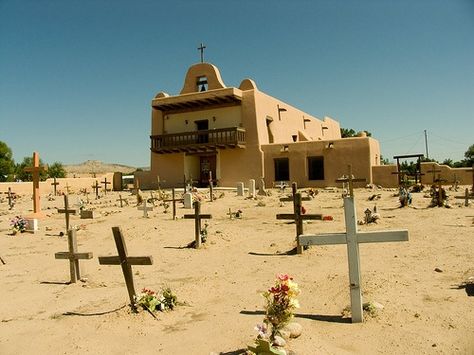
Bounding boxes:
455 188 474 207
51 177 59 196
57 194 77 232
299 196 408 323
55 229 93 283
209 171 214 202
184 201 212 248
7 187 14 209
98 227 153 308
24 152 48 216
92 180 101 199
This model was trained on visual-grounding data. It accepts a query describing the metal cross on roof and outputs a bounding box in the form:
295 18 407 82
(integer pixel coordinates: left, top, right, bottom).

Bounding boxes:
198 43 206 63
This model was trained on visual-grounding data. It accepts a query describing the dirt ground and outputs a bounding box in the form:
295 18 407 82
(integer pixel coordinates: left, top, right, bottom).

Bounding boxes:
0 181 473 354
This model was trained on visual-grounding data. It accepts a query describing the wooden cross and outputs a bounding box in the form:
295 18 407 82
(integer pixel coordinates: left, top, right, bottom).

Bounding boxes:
7 187 14 209
55 229 93 283
24 151 48 216
279 182 311 202
163 188 183 220
92 180 101 199
298 196 408 323
51 177 59 196
117 194 128 208
467 164 474 193
101 177 110 195
198 42 206 63
209 171 214 202
98 227 153 309
184 201 212 249
277 189 323 254
335 165 366 197
137 199 153 218
455 188 474 207
157 176 166 198
433 174 448 207
391 170 408 187
57 194 77 232
426 163 442 184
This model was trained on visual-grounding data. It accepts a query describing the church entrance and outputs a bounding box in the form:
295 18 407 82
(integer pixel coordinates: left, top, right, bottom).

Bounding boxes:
199 155 216 187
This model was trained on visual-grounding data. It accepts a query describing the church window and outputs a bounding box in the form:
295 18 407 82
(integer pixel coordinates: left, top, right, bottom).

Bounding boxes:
308 156 324 180
274 158 289 181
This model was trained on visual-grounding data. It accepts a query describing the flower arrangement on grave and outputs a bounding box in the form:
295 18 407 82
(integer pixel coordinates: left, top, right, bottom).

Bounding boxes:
248 274 300 354
200 222 209 242
10 216 27 234
135 287 178 313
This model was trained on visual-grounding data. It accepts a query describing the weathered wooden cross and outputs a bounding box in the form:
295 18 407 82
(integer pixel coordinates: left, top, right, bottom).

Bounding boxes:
433 174 448 207
298 196 408 323
55 229 93 283
336 165 367 197
276 184 323 254
209 171 214 202
157 175 166 199
137 199 153 218
117 194 128 208
51 177 59 196
98 227 153 308
184 201 212 248
163 188 183 220
7 187 14 209
455 188 474 207
101 177 111 195
92 180 101 199
24 151 48 216
57 194 77 232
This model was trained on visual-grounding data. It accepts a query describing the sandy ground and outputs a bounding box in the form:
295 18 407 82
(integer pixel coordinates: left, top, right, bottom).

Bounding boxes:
0 182 473 355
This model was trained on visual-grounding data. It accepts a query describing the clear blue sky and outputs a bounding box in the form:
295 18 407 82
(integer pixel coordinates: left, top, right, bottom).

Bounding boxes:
1 0 473 167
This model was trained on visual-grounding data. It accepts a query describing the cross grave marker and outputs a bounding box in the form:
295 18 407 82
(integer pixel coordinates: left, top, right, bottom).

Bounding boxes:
184 201 212 249
55 229 93 283
276 183 322 254
298 195 408 323
7 187 14 209
426 163 442 184
455 188 473 207
57 194 77 232
137 199 153 218
92 180 101 199
98 227 153 309
51 177 59 196
101 177 111 195
163 188 183 220
117 194 128 208
335 165 367 197
24 151 48 217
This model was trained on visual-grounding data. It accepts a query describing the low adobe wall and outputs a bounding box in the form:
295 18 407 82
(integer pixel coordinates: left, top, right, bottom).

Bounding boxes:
420 162 472 185
0 173 115 196
372 165 398 187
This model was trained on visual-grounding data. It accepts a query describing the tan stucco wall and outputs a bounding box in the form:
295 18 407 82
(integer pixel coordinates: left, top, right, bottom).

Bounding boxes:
420 162 472 185
372 165 398 187
261 137 378 188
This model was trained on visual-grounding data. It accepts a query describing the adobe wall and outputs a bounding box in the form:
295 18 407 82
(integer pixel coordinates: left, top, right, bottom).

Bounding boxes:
420 162 472 185
0 173 115 196
261 137 377 188
372 165 398 187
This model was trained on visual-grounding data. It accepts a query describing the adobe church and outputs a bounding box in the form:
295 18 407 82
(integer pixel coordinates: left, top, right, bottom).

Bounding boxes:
140 62 382 188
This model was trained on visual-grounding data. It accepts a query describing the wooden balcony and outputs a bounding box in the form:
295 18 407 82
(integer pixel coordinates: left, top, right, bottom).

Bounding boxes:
151 127 246 154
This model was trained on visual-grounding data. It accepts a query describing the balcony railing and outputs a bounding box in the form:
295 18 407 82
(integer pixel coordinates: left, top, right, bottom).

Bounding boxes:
151 127 246 154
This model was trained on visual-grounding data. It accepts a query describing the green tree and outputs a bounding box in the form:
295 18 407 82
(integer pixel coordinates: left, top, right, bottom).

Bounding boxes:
15 156 48 182
340 128 372 138
0 141 15 182
464 144 474 166
48 162 66 178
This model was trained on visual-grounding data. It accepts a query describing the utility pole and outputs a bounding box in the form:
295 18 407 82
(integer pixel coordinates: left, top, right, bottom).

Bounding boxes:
424 130 429 159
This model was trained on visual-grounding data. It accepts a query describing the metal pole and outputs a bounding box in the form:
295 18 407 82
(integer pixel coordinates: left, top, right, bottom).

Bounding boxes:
424 130 429 159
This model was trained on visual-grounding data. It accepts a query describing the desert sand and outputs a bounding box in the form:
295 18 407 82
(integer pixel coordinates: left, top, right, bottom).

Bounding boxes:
0 180 473 355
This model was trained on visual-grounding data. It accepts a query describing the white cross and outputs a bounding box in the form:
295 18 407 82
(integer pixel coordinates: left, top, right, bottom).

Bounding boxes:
137 199 153 218
298 196 408 323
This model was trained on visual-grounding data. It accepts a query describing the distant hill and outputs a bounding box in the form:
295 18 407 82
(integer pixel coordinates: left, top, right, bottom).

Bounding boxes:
64 160 138 175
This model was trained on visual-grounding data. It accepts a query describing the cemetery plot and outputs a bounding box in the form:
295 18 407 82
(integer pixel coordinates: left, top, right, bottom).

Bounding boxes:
184 201 212 249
